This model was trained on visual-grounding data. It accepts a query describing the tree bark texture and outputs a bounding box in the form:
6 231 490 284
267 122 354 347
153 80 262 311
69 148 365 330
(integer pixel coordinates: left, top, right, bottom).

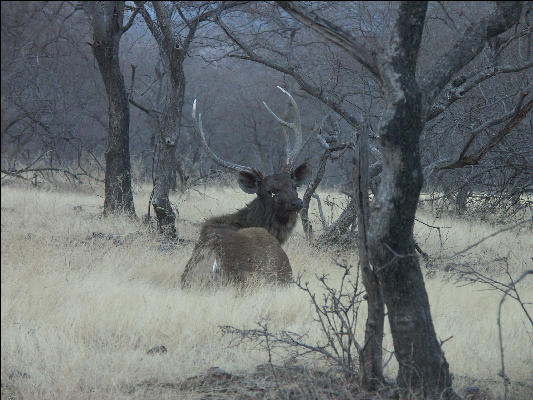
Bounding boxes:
368 3 457 399
87 1 136 217
355 128 385 391
151 54 186 238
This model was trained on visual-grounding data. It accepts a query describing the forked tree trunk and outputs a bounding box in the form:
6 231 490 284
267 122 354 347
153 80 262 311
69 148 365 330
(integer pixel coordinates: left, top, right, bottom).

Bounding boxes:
135 1 189 238
368 3 457 399
86 1 136 218
137 1 243 238
151 50 186 238
135 1 196 238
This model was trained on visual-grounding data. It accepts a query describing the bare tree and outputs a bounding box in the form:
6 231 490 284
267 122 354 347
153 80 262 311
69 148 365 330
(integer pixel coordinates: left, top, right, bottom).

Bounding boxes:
1 2 107 186
2 2 529 396
84 1 138 217
275 1 524 398
133 1 244 237
420 1 533 220
300 115 358 243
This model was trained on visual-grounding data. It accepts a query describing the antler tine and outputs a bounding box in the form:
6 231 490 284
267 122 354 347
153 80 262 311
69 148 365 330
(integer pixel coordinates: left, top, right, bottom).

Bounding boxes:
262 100 290 156
192 99 257 176
263 86 303 170
278 86 302 168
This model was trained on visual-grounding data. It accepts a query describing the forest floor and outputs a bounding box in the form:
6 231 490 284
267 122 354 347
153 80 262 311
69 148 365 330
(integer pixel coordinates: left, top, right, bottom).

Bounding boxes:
1 183 532 399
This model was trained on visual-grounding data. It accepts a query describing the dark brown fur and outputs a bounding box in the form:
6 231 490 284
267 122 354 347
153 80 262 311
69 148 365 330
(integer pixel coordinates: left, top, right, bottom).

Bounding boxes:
181 166 309 288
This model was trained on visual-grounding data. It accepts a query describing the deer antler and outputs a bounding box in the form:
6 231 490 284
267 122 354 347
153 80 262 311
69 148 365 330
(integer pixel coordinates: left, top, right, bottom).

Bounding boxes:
263 86 303 171
192 99 261 178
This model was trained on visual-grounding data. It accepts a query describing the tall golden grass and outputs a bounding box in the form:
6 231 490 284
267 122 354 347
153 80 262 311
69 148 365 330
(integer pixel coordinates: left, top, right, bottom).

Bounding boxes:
1 183 532 399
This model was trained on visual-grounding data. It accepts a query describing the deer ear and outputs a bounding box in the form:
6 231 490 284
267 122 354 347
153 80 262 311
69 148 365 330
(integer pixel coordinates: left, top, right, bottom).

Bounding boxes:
292 162 310 186
238 171 260 194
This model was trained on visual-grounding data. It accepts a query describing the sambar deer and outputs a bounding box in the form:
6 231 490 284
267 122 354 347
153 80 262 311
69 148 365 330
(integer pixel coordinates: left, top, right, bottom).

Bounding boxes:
181 87 310 288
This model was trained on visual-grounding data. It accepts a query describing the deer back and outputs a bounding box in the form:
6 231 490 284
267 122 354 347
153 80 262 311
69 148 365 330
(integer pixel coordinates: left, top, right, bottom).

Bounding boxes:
181 227 292 287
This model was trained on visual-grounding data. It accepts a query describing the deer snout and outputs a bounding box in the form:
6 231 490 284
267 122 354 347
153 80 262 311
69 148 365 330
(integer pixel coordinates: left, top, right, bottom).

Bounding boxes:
290 198 303 211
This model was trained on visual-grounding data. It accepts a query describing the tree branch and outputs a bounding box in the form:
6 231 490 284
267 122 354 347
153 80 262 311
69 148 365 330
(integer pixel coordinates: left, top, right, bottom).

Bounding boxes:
121 4 141 33
134 1 164 46
426 61 533 122
440 93 532 169
217 17 363 129
2 167 81 182
275 1 380 80
196 1 246 24
445 220 529 260
422 1 523 114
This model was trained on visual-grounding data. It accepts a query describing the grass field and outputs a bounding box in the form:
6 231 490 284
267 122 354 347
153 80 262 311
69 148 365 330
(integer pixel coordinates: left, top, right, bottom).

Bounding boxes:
1 182 532 399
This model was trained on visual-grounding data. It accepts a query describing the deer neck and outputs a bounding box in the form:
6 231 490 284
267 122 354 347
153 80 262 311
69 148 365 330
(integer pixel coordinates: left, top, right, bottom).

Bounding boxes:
232 198 297 244
201 198 298 245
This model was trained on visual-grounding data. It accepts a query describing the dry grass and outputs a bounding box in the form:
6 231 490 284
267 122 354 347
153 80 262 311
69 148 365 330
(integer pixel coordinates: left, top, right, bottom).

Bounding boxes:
1 183 532 399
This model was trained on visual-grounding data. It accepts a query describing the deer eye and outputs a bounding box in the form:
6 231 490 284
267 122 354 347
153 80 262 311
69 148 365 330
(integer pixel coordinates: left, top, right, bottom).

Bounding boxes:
267 190 278 196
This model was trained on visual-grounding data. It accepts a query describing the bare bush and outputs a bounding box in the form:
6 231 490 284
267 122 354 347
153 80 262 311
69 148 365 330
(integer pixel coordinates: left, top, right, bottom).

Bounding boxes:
221 261 367 381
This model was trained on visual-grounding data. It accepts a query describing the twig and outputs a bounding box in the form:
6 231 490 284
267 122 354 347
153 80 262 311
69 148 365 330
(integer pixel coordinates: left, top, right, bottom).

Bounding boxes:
415 217 451 247
497 270 533 400
312 193 328 230
445 220 529 260
1 167 81 183
440 335 454 346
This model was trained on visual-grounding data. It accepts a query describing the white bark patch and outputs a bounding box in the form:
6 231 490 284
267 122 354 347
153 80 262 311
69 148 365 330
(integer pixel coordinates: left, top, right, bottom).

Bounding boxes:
379 22 405 107
369 147 403 245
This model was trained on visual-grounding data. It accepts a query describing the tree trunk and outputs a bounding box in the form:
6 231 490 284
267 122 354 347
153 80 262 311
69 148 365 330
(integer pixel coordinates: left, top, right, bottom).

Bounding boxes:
150 46 187 238
368 3 457 398
356 127 385 391
88 2 136 217
455 186 470 215
301 151 329 240
318 197 357 247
